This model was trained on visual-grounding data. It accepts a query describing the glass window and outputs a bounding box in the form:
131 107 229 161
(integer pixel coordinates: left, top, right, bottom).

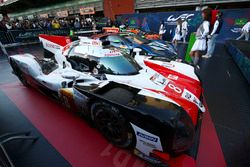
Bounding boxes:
124 34 150 44
107 36 124 43
98 55 141 75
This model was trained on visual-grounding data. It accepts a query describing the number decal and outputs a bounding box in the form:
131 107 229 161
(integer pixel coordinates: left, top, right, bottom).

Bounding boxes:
168 83 182 94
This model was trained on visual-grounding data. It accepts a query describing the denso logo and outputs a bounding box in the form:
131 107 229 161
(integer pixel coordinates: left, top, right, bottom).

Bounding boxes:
167 14 194 22
137 132 158 142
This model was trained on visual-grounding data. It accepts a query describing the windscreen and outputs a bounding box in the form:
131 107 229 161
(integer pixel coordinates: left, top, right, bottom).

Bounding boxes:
98 55 141 75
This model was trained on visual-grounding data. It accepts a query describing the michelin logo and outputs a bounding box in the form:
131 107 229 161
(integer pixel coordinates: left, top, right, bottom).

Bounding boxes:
137 132 158 142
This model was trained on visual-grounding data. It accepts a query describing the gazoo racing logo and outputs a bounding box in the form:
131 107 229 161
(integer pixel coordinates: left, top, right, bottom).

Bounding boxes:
137 132 158 142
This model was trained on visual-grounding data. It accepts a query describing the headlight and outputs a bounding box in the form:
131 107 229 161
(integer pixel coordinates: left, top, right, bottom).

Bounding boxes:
172 110 195 154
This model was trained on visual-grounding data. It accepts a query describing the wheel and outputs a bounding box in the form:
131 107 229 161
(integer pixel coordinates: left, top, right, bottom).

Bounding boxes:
10 60 29 87
91 102 134 148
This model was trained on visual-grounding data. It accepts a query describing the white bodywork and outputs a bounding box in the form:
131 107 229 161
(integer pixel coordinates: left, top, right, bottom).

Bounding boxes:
39 36 204 112
10 37 204 158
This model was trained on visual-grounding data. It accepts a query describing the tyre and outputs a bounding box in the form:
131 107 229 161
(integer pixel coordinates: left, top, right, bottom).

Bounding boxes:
10 60 29 87
91 102 134 148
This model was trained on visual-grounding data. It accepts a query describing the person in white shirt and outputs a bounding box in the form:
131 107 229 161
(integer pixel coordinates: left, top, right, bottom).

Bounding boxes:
5 22 12 30
172 19 182 47
159 21 166 40
190 8 211 67
181 18 188 43
203 11 223 58
237 21 250 41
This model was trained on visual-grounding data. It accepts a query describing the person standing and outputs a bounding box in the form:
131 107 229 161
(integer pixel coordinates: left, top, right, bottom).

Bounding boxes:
203 11 223 58
159 20 166 40
74 19 81 29
172 19 182 47
236 21 250 41
190 8 211 67
181 18 188 43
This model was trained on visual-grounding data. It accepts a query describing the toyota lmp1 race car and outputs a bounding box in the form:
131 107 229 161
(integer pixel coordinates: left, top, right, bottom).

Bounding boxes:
8 34 205 166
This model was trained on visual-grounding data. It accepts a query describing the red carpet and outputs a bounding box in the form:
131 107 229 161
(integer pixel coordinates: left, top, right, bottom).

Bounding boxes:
0 83 226 167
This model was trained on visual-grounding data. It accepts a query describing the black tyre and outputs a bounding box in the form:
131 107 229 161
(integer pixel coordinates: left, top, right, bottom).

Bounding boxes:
91 102 134 148
10 60 29 87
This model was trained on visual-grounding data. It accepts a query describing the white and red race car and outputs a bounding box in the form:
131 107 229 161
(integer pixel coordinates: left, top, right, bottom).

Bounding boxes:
39 34 205 124
8 34 206 166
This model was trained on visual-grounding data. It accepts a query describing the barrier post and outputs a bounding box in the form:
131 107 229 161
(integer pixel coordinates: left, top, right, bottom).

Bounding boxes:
185 32 196 63
0 41 8 56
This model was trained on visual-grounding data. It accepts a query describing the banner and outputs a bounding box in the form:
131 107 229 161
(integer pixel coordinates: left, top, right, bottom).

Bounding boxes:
80 7 95 15
40 13 48 19
103 27 120 33
57 10 68 18
117 8 250 42
27 15 34 20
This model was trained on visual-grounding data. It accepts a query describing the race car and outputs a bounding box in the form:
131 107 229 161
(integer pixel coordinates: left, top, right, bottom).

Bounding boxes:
39 34 204 122
9 45 202 167
92 32 178 59
127 28 160 40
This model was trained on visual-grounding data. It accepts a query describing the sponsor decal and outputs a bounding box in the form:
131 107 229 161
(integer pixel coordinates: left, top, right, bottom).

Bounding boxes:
150 73 168 86
167 14 194 22
92 40 101 46
103 27 120 33
166 14 194 26
80 41 91 45
231 28 242 33
168 74 178 80
139 140 157 149
45 43 60 49
104 50 121 57
80 7 95 15
136 132 158 142
234 18 248 26
162 62 175 68
167 83 182 94
181 89 205 112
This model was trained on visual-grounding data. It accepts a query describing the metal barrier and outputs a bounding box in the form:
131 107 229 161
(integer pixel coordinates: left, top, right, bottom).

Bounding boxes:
0 28 95 46
8 29 46 43
0 31 13 45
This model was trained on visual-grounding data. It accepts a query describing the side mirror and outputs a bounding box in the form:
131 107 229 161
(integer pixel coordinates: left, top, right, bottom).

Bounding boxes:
133 48 142 53
133 48 142 57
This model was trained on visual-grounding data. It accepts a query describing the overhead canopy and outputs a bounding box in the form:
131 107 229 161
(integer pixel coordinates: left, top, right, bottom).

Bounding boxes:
0 0 103 18
0 0 69 13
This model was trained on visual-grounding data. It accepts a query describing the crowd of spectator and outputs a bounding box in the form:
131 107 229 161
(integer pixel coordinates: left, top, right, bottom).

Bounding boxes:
0 16 101 31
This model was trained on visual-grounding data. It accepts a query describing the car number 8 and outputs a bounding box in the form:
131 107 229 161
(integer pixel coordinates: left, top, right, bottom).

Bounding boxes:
168 83 182 94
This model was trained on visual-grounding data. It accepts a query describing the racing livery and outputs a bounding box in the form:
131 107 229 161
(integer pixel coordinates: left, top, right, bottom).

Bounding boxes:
9 50 202 166
27 34 206 166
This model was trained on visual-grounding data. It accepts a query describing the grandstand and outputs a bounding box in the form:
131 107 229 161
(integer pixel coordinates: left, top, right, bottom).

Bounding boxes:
135 0 250 9
0 0 250 19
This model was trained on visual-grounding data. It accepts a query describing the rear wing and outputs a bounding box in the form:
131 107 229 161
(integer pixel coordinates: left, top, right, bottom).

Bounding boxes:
39 34 72 55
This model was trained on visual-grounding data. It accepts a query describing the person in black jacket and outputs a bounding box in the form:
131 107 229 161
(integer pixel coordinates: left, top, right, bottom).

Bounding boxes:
202 11 223 58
